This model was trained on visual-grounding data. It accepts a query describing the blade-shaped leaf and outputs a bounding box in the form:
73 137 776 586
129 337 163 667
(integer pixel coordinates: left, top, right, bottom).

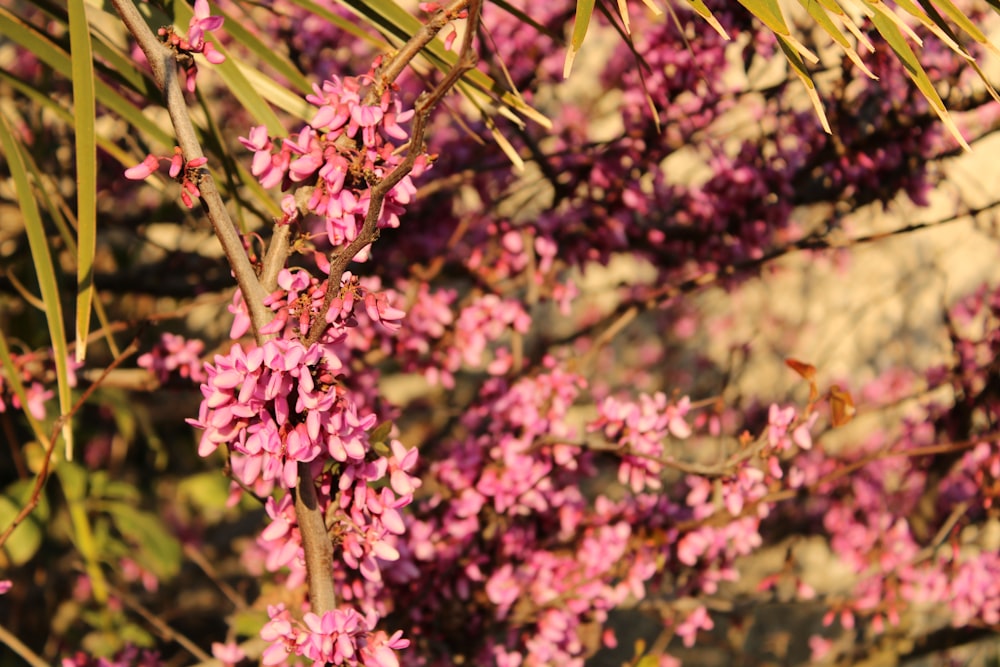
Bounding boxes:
889 0 965 52
68 0 98 365
214 1 312 95
280 0 392 49
734 0 790 36
776 34 831 134
564 0 596 77
0 109 74 459
57 463 109 602
796 0 875 78
0 7 174 148
913 0 1000 102
682 0 731 39
866 4 969 150
332 0 550 128
617 0 632 34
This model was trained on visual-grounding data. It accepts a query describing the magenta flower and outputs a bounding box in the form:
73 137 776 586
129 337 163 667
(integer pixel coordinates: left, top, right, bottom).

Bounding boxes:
210 642 245 667
124 154 159 180
187 0 224 52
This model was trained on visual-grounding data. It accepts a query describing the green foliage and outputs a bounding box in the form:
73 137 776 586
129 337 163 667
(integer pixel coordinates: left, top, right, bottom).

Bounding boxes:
0 480 50 567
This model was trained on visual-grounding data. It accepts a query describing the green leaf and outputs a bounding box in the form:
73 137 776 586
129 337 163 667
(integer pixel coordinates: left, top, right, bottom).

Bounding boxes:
231 608 270 637
104 501 182 579
68 0 98 365
564 0 595 77
177 471 232 516
636 656 663 667
0 6 174 147
865 1 969 150
734 0 790 36
0 495 43 567
795 0 875 78
369 421 394 445
776 35 830 134
912 0 1000 103
681 0 731 39
280 0 390 50
214 1 312 95
0 479 52 567
0 107 73 459
56 462 110 602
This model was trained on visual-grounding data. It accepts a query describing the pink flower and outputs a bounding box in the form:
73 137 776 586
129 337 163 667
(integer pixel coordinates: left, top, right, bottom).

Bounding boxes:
187 0 224 52
210 642 245 667
124 154 160 180
675 605 713 648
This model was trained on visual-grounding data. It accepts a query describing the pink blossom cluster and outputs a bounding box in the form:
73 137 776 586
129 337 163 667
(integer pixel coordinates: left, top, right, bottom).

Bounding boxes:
590 392 693 492
194 252 420 660
382 365 798 664
0 350 80 420
384 285 531 388
124 147 208 208
756 344 1000 656
0 368 52 421
239 64 429 251
157 0 226 93
137 332 208 384
398 0 972 314
261 603 409 667
245 436 420 597
61 645 163 667
187 337 362 491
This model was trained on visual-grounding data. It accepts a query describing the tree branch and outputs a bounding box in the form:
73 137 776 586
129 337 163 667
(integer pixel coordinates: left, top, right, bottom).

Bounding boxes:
110 0 273 338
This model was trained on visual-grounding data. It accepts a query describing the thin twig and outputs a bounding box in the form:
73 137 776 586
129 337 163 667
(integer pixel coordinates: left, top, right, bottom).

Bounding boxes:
108 582 213 662
0 335 141 551
183 543 248 611
294 0 481 616
547 197 1000 356
0 622 48 667
110 0 272 338
676 433 995 532
305 0 481 347
371 0 472 101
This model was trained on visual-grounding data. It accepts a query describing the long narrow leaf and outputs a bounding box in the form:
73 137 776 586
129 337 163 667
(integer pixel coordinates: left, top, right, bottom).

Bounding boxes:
0 7 174 148
0 331 50 452
681 0 730 39
776 35 831 134
866 3 969 150
735 0 790 35
214 1 312 95
275 0 390 49
68 0 98 364
35 0 160 98
564 0 595 77
796 0 875 78
0 110 74 459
